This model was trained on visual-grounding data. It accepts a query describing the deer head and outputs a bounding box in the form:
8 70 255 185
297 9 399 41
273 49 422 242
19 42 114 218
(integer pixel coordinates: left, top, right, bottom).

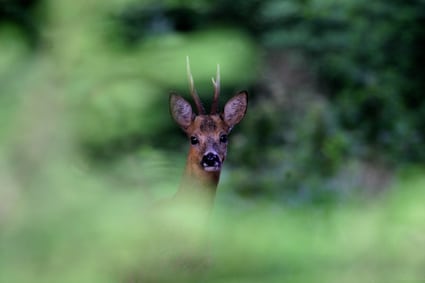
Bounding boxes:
170 58 248 173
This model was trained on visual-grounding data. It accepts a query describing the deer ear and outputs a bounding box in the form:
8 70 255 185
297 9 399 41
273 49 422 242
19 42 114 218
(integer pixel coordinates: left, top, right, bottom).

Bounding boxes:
223 91 248 129
170 94 193 129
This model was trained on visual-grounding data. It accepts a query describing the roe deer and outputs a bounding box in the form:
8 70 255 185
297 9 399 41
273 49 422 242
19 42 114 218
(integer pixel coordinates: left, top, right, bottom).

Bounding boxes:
127 58 247 282
169 57 248 218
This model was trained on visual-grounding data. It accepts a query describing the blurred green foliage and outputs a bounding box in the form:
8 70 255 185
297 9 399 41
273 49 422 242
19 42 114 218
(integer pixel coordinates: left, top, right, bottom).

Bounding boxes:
1 0 425 282
259 0 425 162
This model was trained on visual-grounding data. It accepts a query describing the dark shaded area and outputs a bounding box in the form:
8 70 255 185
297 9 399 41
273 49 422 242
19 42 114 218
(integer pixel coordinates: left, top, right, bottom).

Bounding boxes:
115 4 206 45
0 0 42 47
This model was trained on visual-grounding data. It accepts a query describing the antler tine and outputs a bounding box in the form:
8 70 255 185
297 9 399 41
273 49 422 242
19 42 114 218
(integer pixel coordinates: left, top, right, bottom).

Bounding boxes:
186 56 205 115
210 63 220 114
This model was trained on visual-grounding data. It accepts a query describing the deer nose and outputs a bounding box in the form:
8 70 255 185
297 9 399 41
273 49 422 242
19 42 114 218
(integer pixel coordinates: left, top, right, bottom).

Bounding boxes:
201 152 221 169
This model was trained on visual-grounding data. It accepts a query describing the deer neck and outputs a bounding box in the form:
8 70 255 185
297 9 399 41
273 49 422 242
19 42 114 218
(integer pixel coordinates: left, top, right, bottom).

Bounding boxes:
174 148 221 209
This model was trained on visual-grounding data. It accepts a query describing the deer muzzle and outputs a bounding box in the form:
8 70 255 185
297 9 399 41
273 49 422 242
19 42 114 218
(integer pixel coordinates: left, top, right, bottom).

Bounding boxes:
201 152 221 172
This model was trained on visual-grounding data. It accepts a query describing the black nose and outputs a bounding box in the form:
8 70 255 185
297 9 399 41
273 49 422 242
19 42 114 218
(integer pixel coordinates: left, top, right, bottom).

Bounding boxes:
201 153 220 168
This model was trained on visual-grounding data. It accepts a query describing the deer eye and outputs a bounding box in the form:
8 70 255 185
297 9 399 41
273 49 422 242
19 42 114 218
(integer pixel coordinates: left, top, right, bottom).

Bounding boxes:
220 134 228 143
190 136 199 145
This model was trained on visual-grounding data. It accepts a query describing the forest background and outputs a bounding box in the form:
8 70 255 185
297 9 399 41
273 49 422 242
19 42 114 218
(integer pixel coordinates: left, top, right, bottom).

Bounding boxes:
1 0 424 282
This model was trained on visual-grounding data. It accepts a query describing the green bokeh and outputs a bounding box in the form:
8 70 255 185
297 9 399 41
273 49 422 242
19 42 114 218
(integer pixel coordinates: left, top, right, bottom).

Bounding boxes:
1 0 424 282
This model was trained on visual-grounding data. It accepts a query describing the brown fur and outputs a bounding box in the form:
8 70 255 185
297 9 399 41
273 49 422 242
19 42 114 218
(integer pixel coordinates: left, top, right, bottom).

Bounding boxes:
170 92 247 208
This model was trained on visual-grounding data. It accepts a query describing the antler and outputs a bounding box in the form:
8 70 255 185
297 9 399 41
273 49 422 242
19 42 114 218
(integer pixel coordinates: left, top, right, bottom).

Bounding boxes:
210 64 220 114
186 56 205 115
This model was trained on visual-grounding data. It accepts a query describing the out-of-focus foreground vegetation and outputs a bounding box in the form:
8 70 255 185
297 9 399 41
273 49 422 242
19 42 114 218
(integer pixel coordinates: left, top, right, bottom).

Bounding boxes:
1 0 424 282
